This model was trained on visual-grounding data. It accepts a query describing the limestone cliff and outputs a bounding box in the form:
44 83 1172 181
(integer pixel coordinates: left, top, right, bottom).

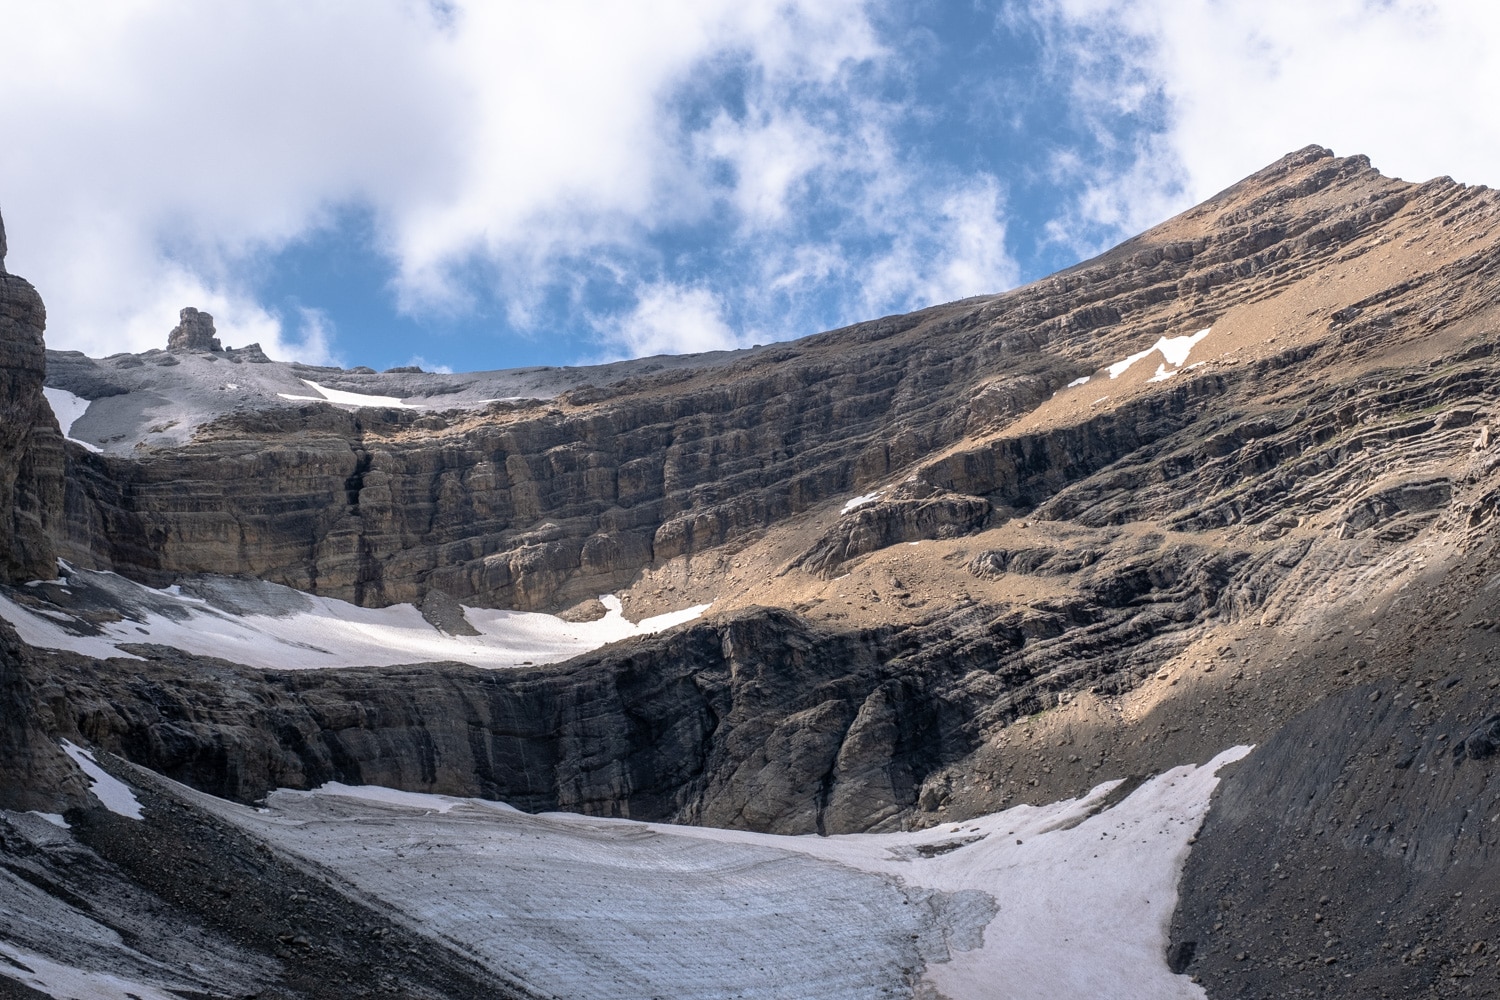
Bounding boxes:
52 146 1467 617
0 211 79 812
0 208 64 584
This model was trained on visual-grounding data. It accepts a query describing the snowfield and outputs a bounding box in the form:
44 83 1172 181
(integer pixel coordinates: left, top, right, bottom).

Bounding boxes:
172 746 1251 1000
0 567 709 670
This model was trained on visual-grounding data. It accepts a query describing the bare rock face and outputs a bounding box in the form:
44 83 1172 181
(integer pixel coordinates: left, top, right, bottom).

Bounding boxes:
0 207 64 584
167 306 222 352
0 210 79 810
797 483 992 578
50 145 1457 615
0 621 85 812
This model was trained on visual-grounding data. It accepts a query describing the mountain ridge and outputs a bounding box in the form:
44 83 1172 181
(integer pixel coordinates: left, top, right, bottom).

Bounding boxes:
6 144 1500 997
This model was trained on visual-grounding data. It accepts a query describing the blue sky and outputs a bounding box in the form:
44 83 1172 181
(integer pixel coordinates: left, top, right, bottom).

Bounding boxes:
2 1 1497 373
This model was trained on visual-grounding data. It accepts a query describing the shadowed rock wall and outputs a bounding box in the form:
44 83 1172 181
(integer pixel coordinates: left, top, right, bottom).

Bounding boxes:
0 208 64 585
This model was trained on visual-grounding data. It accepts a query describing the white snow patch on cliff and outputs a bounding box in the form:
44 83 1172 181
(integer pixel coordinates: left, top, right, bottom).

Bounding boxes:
0 571 709 671
60 741 143 820
841 490 884 514
40 387 103 453
187 746 1249 1000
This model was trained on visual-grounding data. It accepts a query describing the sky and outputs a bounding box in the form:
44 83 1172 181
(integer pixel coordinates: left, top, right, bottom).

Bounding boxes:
1 0 1497 373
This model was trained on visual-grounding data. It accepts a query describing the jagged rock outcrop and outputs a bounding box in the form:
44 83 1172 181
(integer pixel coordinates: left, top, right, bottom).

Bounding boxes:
797 484 992 578
0 207 64 584
0 621 85 812
167 305 222 352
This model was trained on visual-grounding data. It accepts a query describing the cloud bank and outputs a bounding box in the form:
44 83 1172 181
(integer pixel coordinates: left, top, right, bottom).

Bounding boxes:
1 1 1495 366
0 1 1015 363
1039 0 1500 255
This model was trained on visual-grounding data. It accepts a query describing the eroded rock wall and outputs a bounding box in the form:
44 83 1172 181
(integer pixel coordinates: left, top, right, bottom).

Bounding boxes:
0 209 64 585
52 146 1461 613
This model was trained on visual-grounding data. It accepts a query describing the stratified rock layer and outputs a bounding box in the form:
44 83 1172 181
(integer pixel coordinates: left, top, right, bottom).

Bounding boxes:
55 145 1471 616
0 210 63 584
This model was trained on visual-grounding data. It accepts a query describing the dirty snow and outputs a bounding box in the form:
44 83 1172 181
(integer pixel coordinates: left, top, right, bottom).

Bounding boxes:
0 942 190 1000
841 490 884 514
184 746 1249 1000
40 388 103 453
1108 328 1212 381
0 569 710 671
60 741 143 820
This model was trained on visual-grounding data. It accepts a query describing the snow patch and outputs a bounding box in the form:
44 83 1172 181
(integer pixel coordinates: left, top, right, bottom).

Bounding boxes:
40 387 103 453
60 741 143 820
1108 327 1212 381
28 811 69 829
277 378 418 409
0 592 144 661
841 490 884 514
0 570 709 671
0 942 189 1000
1066 375 1090 388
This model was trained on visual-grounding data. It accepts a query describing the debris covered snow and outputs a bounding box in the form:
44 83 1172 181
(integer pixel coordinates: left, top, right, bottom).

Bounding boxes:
180 746 1249 1000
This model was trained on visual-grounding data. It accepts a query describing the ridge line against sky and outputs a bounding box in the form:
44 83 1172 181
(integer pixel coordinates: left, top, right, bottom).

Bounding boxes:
1 0 1497 373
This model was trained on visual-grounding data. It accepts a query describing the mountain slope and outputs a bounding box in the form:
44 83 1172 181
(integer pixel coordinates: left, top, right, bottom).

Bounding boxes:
4 145 1500 997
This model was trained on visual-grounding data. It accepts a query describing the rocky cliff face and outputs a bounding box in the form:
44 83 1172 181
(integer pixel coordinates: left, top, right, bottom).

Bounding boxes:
51 146 1449 615
0 209 64 585
8 146 1500 997
0 213 77 812
166 306 223 352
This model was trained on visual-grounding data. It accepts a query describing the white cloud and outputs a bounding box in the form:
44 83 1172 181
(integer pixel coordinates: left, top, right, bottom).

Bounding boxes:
1040 0 1500 248
599 283 747 358
859 175 1019 316
0 0 886 361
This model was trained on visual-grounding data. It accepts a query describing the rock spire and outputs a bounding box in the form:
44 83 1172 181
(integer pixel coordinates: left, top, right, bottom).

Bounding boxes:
168 306 222 352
